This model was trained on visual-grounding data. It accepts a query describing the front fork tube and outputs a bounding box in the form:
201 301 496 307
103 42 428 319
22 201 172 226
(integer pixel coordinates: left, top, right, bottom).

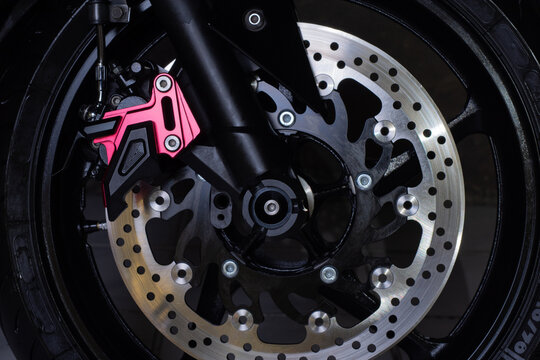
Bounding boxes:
151 0 284 188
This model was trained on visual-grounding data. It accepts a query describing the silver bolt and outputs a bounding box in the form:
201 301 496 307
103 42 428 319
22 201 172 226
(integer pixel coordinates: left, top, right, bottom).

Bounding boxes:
370 267 394 289
222 260 239 278
149 190 171 212
374 120 396 143
172 262 193 285
320 266 338 284
279 110 296 127
156 75 172 92
232 309 254 331
356 173 373 190
308 311 330 333
264 199 280 216
111 95 122 107
396 194 419 217
164 135 181 152
248 12 262 26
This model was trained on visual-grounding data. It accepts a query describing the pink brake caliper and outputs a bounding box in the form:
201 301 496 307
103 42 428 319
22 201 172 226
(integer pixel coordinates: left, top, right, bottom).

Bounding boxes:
92 74 201 220
94 73 200 162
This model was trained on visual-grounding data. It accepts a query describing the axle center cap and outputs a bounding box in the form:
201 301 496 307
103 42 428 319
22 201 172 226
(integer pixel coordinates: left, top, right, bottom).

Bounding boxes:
251 186 291 229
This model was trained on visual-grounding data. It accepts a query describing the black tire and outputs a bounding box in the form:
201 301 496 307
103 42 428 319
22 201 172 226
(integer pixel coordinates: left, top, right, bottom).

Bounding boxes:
0 0 539 359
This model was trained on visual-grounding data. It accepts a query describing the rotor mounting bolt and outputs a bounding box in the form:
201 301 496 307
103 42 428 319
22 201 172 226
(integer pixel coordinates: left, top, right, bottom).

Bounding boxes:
232 309 254 331
149 189 171 212
222 260 239 279
308 311 331 333
356 173 373 190
156 75 172 92
172 262 193 285
374 120 396 143
320 266 338 284
245 10 265 31
371 267 394 289
278 110 296 127
164 135 181 152
396 194 419 217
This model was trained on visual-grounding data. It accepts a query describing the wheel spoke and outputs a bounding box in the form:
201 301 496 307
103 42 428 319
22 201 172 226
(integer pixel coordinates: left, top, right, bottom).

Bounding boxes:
447 96 483 142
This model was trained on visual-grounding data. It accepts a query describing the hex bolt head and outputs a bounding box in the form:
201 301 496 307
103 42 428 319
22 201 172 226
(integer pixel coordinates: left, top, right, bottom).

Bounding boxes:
279 111 296 127
156 75 172 92
165 135 181 152
320 266 338 284
356 173 373 190
222 260 239 278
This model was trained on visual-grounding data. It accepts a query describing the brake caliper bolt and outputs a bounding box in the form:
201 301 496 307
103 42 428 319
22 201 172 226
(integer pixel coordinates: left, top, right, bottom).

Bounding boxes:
279 110 296 127
156 75 172 92
165 135 181 152
356 173 373 190
320 266 338 284
222 260 239 278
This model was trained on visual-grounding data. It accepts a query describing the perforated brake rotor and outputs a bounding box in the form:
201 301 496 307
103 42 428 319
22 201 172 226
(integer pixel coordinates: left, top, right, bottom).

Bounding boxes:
106 24 465 359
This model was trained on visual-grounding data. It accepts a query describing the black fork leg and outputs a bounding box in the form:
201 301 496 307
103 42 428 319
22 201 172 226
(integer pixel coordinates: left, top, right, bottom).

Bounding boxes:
151 0 282 187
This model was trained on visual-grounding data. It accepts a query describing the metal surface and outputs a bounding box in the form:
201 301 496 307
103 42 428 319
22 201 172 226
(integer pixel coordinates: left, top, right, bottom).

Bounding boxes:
105 24 465 359
94 74 200 163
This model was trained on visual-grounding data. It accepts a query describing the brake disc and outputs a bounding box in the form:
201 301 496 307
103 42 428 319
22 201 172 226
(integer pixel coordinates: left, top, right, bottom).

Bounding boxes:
106 23 464 359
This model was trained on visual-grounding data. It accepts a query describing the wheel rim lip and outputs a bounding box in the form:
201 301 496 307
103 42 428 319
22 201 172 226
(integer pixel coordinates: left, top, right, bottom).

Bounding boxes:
5 1 538 359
